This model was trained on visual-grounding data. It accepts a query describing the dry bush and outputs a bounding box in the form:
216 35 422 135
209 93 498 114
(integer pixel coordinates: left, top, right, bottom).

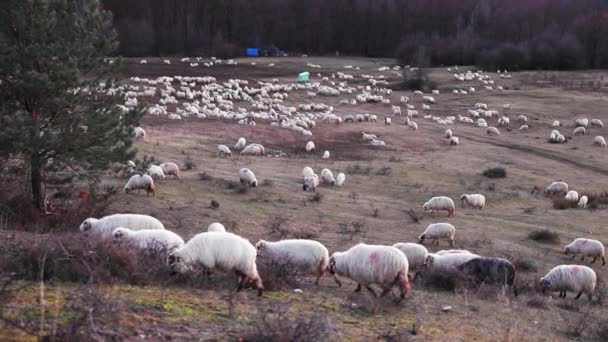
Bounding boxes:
482 167 507 178
584 191 608 209
511 256 538 273
308 192 323 203
198 172 213 181
345 164 371 175
526 296 547 309
266 215 290 239
338 221 368 240
256 258 300 291
210 199 220 209
261 179 274 187
405 209 423 223
183 156 197 170
552 197 576 210
528 229 560 244
375 166 392 176
421 272 460 292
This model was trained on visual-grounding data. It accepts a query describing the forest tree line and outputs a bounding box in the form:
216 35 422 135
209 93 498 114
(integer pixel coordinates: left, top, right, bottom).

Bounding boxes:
102 0 608 70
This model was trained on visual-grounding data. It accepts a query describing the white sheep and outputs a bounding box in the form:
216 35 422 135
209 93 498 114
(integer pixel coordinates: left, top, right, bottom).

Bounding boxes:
329 243 410 299
408 121 418 130
449 136 459 145
320 168 336 185
552 120 561 128
392 243 428 277
239 168 258 187
147 165 165 180
444 129 453 138
460 194 485 210
168 232 264 296
546 181 569 195
133 127 146 141
303 174 319 192
322 151 330 159
302 166 315 178
575 118 589 128
565 238 605 265
435 249 473 255
578 196 588 208
423 196 455 217
112 227 184 251
124 174 155 196
208 222 227 232
593 136 606 147
573 127 587 136
234 137 247 150
590 119 604 128
218 144 232 156
160 162 179 180
565 190 579 202
519 125 529 131
79 214 165 240
306 141 316 152
539 265 596 300
487 126 501 136
424 252 480 274
240 144 264 156
336 173 346 187
418 223 456 247
385 117 392 125
256 239 341 285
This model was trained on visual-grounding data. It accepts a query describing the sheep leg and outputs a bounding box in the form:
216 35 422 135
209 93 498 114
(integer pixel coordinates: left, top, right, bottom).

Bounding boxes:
575 291 583 300
581 256 585 261
602 257 606 266
333 275 342 287
512 285 518 297
355 284 362 292
365 285 378 297
449 239 454 247
591 257 597 264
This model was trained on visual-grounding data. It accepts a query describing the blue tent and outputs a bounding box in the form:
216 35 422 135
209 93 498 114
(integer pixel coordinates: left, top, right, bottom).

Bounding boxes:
297 71 310 83
246 48 259 57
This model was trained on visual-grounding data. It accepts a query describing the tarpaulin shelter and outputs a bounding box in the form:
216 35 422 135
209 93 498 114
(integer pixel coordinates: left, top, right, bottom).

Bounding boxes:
246 48 259 57
297 71 310 83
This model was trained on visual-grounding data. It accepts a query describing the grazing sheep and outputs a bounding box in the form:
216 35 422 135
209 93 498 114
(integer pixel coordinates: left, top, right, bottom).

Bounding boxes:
239 168 258 187
444 129 453 138
519 125 529 131
336 173 346 187
256 239 341 286
240 144 264 156
133 127 146 141
573 127 587 136
112 227 184 251
303 174 319 192
361 132 377 142
546 181 569 195
306 141 316 152
487 127 501 136
385 117 392 125
575 118 589 128
565 190 579 202
418 223 456 247
147 165 166 180
160 162 179 180
498 116 510 127
168 232 264 296
590 119 604 128
424 252 480 274
539 265 596 300
322 150 330 159
392 243 428 278
578 196 588 208
457 257 517 295
552 120 561 128
460 194 485 210
408 121 418 130
329 243 410 299
517 114 528 123
423 196 456 217
218 144 232 156
449 136 459 145
564 238 605 265
302 166 315 178
208 222 227 232
593 136 606 147
370 139 386 146
79 214 165 240
320 168 336 185
234 137 247 150
124 174 155 196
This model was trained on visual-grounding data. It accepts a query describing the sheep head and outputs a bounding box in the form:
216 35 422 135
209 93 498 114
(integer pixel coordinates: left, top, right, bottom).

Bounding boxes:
538 278 552 292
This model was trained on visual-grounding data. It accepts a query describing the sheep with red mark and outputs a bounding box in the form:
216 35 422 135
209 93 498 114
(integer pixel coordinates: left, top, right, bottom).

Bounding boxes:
539 265 596 300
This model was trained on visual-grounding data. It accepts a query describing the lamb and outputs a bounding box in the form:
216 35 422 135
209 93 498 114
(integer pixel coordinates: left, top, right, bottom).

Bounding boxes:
133 127 146 141
424 252 480 274
546 181 569 195
124 174 155 196
444 129 453 138
218 144 232 156
240 144 264 156
208 222 227 232
449 136 460 145
564 238 605 265
303 174 319 192
422 196 455 217
234 137 247 150
392 243 428 278
456 257 517 295
336 173 346 187
256 239 341 286
329 243 410 299
322 150 330 159
168 232 264 296
320 168 336 185
565 190 579 202
306 141 316 152
79 214 165 240
593 136 606 147
418 223 456 247
539 265 596 300
590 119 604 128
460 194 485 210
147 165 165 180
239 168 258 187
573 127 587 136
578 195 588 208
487 127 500 136
160 162 179 180
112 227 184 251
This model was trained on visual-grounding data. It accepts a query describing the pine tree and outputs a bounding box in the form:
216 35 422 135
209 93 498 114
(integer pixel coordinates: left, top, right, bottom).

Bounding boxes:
0 0 142 209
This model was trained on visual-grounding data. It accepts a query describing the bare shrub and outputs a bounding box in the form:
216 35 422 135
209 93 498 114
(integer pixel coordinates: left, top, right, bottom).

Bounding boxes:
210 200 220 209
309 192 323 203
528 229 560 244
375 166 392 176
246 303 333 341
198 172 213 181
552 197 576 210
338 221 368 240
512 257 538 273
345 164 371 175
421 272 460 292
526 296 547 309
266 215 290 239
482 167 506 178
261 179 274 187
406 209 422 223
256 258 300 291
183 156 197 170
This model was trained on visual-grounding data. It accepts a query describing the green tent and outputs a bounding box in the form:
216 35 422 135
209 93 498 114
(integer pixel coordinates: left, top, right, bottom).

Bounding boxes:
297 71 310 83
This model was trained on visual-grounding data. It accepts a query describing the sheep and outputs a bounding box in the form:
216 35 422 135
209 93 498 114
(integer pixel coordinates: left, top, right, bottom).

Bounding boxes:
336 173 346 187
590 119 604 128
418 223 456 247
306 141 316 152
168 232 264 296
256 239 341 286
239 168 258 187
112 227 184 251
575 118 589 128
449 136 459 145
133 127 146 141
329 243 410 299
552 120 561 128
124 174 155 196
302 166 315 178
578 195 588 208
519 125 529 131
565 190 579 202
234 137 247 150
218 144 232 156
392 243 428 278
160 162 179 180
147 165 165 180
385 117 392 125
240 144 264 156
539 265 596 300
322 150 330 159
564 238 605 265
546 181 569 195
422 196 455 217
594 136 606 147
436 249 473 255
79 214 165 240
444 129 453 138
303 174 319 192
487 126 500 136
208 222 227 232
320 168 336 185
424 252 480 274
517 114 528 123
573 127 587 136
408 121 418 130
456 257 517 295
460 194 485 210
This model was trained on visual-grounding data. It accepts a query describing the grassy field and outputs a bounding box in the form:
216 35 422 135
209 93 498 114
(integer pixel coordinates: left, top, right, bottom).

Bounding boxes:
1 57 608 340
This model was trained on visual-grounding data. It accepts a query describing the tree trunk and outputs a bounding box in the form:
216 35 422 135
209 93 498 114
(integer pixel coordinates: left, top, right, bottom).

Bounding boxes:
30 155 44 210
